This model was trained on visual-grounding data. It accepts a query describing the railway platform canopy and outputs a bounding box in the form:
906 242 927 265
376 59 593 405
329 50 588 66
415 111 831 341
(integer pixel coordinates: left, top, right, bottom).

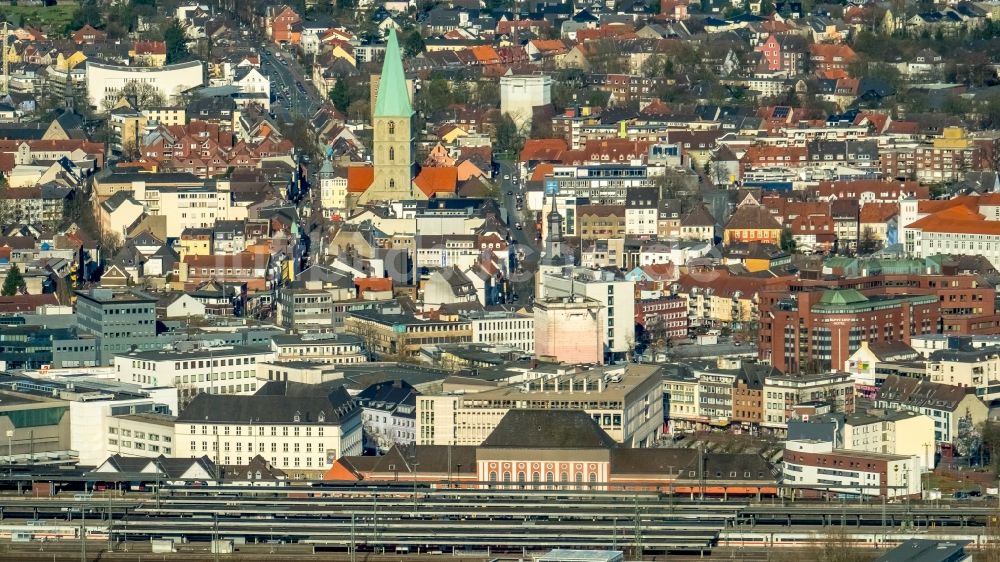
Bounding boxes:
536 549 625 562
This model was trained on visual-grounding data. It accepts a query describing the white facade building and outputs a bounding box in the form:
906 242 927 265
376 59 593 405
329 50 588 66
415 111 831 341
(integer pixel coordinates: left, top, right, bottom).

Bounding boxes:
417 364 663 448
842 411 936 471
639 241 712 266
783 439 921 498
318 159 347 214
69 387 179 467
270 334 367 365
175 382 363 478
86 60 206 109
541 268 635 360
112 345 275 404
500 74 552 131
468 310 535 354
106 413 177 459
127 180 250 238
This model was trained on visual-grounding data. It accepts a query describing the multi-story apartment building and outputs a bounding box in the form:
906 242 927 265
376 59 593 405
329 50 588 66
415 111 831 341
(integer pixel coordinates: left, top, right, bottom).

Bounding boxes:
99 176 250 238
841 411 935 471
542 164 655 206
585 74 665 104
276 280 356 331
696 368 736 425
551 106 601 149
625 187 659 238
926 346 1000 400
881 128 995 183
417 364 663 448
357 380 419 452
634 295 689 340
762 371 855 432
175 381 362 479
875 374 988 445
903 196 1000 269
414 234 508 274
663 372 699 432
675 270 782 331
318 159 347 213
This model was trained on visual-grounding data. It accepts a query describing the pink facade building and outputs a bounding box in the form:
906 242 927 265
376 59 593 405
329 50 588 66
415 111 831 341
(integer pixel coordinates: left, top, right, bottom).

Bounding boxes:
534 296 603 364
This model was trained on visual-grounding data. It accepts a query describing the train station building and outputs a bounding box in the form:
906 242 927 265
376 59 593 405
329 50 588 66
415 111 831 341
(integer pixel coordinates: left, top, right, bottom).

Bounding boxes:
326 409 779 498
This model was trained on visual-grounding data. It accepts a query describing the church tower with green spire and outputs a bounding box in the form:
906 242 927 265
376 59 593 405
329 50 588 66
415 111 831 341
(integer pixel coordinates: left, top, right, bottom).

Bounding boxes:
360 29 414 203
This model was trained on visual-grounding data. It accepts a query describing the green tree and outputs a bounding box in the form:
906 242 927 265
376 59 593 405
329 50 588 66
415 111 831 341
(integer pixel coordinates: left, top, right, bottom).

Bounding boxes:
495 113 523 156
163 19 189 65
329 79 350 112
780 228 797 253
586 89 610 108
403 29 425 57
2 264 24 296
418 77 453 115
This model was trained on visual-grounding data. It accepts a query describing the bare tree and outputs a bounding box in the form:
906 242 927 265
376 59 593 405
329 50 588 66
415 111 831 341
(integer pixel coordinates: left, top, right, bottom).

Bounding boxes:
708 160 731 187
101 81 166 113
770 525 879 562
858 227 881 255
981 511 1000 562
347 318 382 360
100 231 124 255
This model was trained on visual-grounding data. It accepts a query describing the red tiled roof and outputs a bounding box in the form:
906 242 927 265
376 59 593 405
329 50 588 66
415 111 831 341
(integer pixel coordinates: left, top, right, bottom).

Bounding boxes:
519 138 568 162
346 166 374 193
859 202 898 224
886 121 919 134
815 180 927 201
854 112 889 133
907 204 1000 234
133 40 166 55
0 293 58 313
809 43 857 62
413 167 458 197
725 205 782 231
916 195 978 215
183 252 270 269
790 213 834 234
531 163 555 182
529 39 568 54
356 277 392 295
469 45 500 64
639 263 676 281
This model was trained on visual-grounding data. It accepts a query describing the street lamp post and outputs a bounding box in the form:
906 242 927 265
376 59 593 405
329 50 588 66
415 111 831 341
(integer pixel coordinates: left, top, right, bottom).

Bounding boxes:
5 429 12 477
412 461 420 514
